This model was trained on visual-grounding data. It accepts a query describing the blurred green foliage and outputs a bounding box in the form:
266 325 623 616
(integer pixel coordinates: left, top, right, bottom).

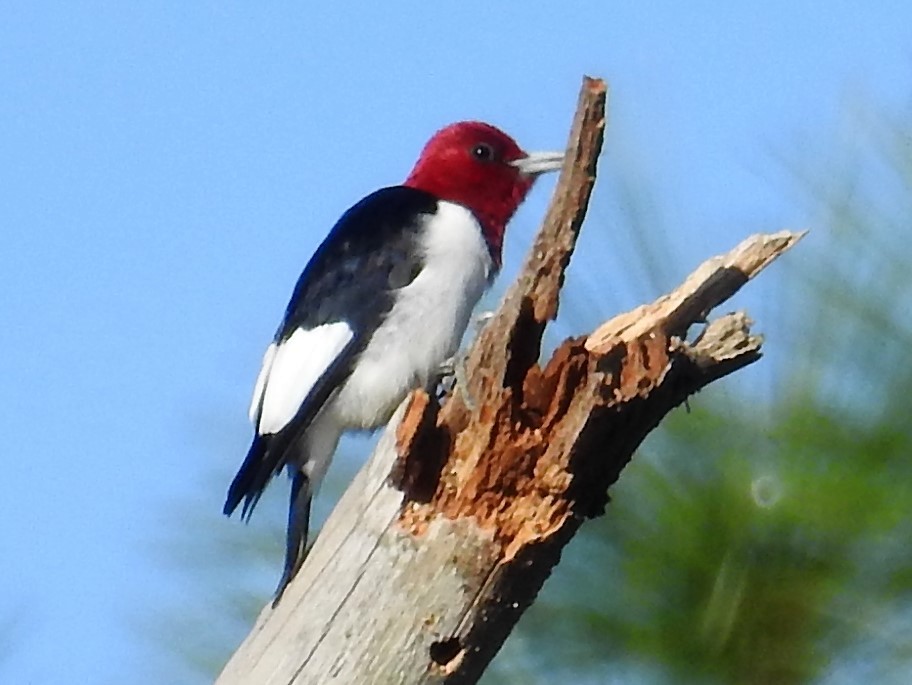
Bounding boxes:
156 102 912 683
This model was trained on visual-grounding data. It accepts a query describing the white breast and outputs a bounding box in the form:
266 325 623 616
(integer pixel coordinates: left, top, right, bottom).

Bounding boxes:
331 201 493 428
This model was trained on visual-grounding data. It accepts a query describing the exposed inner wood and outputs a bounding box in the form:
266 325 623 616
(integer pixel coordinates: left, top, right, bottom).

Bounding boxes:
394 231 804 567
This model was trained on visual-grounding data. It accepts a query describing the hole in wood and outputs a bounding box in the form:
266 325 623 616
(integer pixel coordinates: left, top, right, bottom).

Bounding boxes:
429 637 462 667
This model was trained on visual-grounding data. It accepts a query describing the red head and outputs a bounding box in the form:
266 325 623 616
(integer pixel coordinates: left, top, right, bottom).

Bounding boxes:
404 121 563 267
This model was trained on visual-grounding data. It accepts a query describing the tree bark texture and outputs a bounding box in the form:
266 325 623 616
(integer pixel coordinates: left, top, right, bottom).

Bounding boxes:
215 76 804 685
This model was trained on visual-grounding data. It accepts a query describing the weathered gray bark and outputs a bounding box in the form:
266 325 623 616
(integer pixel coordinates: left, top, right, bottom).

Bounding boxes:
215 76 804 685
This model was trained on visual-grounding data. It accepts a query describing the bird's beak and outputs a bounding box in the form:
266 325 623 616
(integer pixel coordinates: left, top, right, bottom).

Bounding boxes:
511 151 565 176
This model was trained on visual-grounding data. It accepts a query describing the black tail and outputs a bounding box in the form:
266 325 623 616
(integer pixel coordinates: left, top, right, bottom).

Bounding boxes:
224 434 277 521
272 471 312 607
224 416 314 522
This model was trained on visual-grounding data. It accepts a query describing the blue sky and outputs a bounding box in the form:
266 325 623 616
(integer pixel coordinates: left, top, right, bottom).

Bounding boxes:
1 2 910 683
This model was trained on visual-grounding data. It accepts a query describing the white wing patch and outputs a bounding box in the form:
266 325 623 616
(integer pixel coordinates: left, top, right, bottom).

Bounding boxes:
248 343 277 423
252 322 354 436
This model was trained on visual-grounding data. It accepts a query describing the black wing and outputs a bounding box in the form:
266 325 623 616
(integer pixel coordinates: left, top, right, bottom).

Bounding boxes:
224 185 438 518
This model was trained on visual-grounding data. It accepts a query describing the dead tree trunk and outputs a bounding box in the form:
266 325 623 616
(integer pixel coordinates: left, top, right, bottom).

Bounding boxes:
215 76 804 685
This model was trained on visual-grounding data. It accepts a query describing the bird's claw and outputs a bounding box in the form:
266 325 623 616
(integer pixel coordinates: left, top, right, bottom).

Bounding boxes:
435 352 477 411
432 312 493 408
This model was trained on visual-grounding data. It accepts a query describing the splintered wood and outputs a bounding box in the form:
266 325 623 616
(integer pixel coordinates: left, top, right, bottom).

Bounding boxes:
393 231 804 565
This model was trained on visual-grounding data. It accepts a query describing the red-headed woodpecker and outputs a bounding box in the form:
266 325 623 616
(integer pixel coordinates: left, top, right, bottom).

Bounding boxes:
224 121 564 603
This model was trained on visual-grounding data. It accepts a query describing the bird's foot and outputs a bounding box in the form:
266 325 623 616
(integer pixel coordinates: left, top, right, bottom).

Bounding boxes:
435 351 477 411
432 311 493 409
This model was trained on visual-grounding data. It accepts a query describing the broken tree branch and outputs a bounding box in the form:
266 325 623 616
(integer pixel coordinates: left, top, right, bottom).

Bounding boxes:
215 76 804 685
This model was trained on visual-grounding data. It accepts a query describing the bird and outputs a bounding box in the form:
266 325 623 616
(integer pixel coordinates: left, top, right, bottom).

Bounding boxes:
224 121 564 605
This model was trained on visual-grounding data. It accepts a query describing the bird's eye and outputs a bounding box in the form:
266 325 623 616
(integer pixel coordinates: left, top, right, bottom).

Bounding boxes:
471 143 496 163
